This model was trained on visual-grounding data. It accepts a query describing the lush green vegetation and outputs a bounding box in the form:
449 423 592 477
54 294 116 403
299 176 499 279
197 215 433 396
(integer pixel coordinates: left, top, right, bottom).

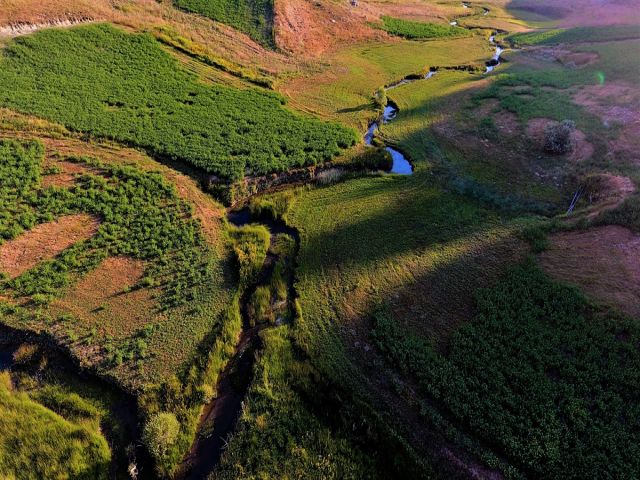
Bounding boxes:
228 224 270 287
0 139 43 241
372 261 640 477
377 16 471 40
174 0 274 46
0 138 239 476
0 24 357 180
212 327 380 480
0 371 111 479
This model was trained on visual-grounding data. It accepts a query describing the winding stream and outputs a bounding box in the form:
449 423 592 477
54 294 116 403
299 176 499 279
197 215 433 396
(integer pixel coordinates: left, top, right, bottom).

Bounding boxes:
183 7 506 475
485 35 504 73
364 15 504 174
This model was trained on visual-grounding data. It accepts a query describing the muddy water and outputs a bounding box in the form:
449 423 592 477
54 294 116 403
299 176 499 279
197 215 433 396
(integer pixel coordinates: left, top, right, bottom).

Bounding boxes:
180 209 297 479
0 344 15 370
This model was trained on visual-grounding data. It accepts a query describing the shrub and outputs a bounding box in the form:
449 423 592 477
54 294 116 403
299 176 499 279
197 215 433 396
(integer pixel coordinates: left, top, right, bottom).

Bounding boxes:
143 412 180 461
544 120 575 154
374 87 387 109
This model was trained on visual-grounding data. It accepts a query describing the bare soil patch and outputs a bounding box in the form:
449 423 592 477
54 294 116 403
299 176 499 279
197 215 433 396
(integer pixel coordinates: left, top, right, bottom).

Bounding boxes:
558 51 599 68
493 110 519 135
41 160 90 188
526 117 593 162
50 256 156 337
539 225 640 318
0 214 100 279
274 0 379 57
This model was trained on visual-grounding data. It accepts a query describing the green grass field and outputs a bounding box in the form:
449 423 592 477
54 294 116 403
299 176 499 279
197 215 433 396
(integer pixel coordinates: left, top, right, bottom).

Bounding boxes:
376 16 471 40
373 261 640 477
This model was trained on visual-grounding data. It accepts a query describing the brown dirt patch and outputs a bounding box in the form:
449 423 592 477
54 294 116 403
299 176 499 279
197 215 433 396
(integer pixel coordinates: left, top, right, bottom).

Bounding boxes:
0 214 100 279
526 117 593 162
41 160 90 188
50 256 156 337
539 225 640 318
558 51 599 68
493 110 519 135
274 0 379 57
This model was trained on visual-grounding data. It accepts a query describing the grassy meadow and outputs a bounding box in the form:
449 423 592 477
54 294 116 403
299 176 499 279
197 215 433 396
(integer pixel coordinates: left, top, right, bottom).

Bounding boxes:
0 1 639 478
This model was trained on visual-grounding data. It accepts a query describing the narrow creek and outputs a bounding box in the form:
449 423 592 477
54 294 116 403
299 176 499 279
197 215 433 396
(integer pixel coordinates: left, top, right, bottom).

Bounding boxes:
180 209 298 479
364 17 504 173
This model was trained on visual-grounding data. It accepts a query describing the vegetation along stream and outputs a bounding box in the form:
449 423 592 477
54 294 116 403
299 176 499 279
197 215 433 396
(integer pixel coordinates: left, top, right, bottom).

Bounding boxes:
179 209 298 479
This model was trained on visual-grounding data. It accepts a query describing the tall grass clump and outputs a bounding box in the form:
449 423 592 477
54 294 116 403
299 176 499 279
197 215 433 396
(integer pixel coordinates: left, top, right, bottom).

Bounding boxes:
0 372 111 479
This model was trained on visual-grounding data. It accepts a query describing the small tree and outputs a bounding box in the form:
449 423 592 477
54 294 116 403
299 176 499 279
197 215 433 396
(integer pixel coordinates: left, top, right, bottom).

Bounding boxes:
143 412 180 460
544 119 576 154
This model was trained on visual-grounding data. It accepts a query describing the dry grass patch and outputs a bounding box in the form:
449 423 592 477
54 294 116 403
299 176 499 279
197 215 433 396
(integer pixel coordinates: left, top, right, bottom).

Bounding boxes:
539 225 640 318
582 173 635 218
50 256 157 338
573 82 640 165
0 214 100 279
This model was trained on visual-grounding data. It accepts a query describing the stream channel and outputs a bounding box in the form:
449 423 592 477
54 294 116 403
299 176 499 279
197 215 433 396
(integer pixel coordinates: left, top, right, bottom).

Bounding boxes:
179 210 298 479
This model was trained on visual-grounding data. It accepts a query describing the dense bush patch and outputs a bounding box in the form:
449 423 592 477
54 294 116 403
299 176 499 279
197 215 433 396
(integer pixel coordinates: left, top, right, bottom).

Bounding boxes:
373 261 640 478
377 16 471 40
0 24 357 180
174 0 274 46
